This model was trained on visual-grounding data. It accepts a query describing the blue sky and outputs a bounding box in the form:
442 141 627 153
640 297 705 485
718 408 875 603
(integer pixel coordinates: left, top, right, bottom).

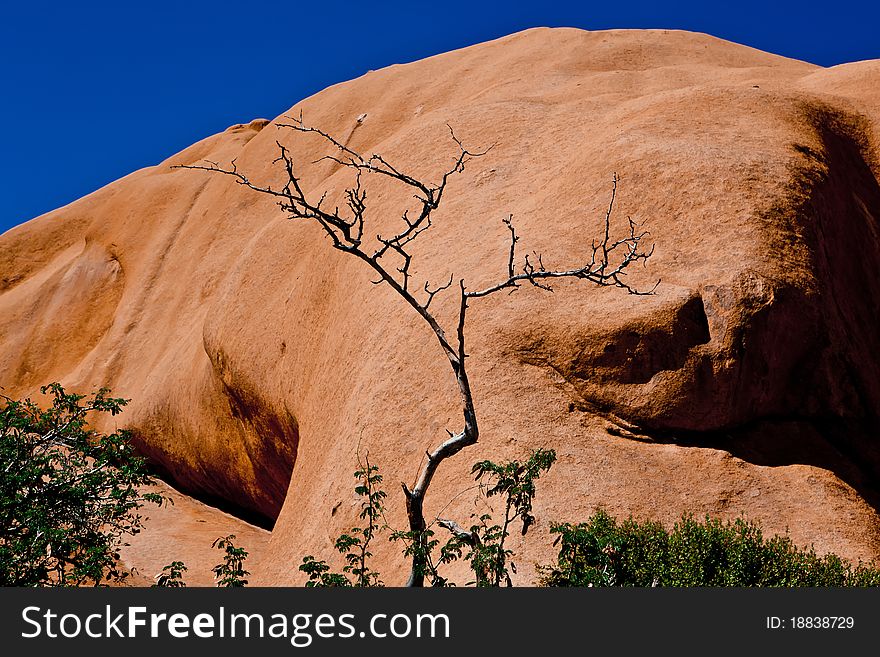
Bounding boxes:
2 1 878 235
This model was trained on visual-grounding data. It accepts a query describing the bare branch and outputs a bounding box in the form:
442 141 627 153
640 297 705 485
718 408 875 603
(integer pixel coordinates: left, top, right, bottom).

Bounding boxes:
437 518 481 546
175 117 655 587
276 111 367 167
502 214 518 281
456 280 469 365
467 177 658 300
424 274 454 311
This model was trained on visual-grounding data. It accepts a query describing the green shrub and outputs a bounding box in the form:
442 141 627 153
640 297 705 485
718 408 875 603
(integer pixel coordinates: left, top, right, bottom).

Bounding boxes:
211 534 250 587
539 510 880 587
155 536 254 587
299 455 386 587
154 561 188 588
300 448 556 586
0 383 163 586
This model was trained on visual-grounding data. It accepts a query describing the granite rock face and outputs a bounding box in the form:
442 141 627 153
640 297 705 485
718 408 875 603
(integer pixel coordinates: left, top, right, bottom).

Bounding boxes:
2 28 879 583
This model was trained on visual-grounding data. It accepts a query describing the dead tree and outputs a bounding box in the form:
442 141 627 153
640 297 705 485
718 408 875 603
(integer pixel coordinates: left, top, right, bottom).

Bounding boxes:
176 115 656 586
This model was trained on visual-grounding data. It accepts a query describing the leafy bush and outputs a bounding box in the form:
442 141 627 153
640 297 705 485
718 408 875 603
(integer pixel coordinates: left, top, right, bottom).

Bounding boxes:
154 561 188 587
301 449 556 587
539 510 880 587
0 383 163 586
211 534 250 587
437 447 557 586
300 456 386 587
154 536 252 587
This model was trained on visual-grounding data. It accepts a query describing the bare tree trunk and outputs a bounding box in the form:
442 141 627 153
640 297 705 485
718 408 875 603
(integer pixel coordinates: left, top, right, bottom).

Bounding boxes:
176 118 656 586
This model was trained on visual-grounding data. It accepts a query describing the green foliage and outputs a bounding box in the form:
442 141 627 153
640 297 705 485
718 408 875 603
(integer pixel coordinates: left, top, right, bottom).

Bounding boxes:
539 510 880 587
449 447 557 586
301 448 556 587
212 534 250 587
156 538 259 588
344 458 386 586
389 526 445 586
299 556 352 587
299 455 386 587
472 447 557 537
154 561 188 587
0 383 163 586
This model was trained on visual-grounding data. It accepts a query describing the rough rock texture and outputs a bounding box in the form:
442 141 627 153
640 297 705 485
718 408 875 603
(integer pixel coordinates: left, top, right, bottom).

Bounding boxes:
2 28 880 584
117 480 269 587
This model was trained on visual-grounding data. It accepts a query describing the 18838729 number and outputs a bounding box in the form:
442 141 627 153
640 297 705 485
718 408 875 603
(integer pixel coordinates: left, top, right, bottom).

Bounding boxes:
766 616 854 630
